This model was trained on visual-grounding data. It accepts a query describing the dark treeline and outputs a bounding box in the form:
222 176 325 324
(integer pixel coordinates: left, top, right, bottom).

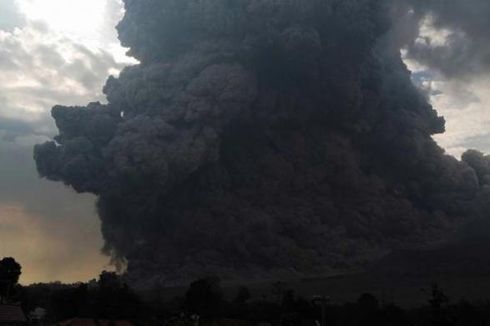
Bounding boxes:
15 276 490 326
18 272 143 323
4 257 490 325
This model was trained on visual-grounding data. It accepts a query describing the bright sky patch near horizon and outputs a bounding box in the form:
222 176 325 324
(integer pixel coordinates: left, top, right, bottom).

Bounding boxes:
0 0 489 284
0 0 135 285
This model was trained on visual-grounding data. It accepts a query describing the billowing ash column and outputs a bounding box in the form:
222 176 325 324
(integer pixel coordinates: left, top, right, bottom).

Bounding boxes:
34 0 490 285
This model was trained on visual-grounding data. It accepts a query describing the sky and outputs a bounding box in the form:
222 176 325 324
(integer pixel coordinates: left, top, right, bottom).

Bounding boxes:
0 0 136 284
403 15 490 156
0 0 489 284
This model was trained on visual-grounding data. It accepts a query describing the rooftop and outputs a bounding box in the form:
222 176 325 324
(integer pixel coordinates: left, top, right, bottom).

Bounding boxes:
56 318 133 326
0 304 27 324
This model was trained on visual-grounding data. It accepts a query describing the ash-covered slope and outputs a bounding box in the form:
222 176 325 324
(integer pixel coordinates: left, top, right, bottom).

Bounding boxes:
34 0 490 284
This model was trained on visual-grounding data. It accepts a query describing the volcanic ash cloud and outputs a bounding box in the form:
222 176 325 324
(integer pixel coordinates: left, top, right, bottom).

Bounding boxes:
34 0 490 284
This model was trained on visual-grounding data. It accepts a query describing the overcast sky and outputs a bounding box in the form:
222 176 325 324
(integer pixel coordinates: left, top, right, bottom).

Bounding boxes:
0 0 135 284
0 0 489 284
403 15 490 156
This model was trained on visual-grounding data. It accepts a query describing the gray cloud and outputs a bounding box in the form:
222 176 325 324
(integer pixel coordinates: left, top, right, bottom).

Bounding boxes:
0 0 129 283
456 133 490 155
396 0 490 79
0 117 38 141
0 0 26 31
0 19 127 135
392 0 490 158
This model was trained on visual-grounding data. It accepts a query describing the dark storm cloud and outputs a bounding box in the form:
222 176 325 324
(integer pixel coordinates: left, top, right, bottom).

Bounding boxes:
34 0 490 285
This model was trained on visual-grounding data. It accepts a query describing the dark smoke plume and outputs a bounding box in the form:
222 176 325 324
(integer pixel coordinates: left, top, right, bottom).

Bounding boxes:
34 0 490 284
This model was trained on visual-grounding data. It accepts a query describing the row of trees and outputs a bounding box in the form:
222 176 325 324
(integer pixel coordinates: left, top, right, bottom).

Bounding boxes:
177 281 490 326
20 271 143 322
0 257 142 322
6 256 490 325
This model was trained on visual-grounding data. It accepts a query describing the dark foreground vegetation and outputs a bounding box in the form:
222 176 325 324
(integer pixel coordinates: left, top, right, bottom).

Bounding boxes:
17 276 490 326
3 257 490 325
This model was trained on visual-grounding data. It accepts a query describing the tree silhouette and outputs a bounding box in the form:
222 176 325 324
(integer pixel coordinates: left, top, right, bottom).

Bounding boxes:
185 277 223 320
233 286 251 305
428 283 451 326
95 271 142 319
0 257 21 302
